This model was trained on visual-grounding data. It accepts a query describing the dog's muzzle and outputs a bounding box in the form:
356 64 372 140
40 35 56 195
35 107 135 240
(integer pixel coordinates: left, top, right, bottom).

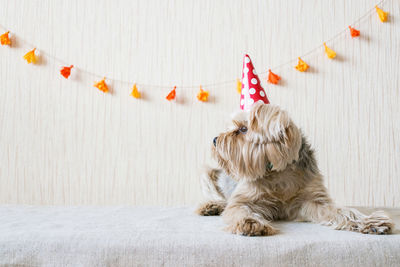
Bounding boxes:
213 137 218 147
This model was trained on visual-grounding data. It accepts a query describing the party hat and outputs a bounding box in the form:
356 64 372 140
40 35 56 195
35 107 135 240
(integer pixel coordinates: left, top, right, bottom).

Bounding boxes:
240 54 269 110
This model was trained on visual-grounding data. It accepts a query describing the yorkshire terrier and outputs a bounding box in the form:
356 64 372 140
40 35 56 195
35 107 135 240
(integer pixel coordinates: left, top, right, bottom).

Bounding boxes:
196 102 394 236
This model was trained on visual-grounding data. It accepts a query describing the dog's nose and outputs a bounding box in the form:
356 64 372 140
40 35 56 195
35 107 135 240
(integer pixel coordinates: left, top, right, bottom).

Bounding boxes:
213 137 218 147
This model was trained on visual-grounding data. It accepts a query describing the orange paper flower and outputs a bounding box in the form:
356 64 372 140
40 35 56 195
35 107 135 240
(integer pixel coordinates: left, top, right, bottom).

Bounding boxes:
197 86 209 102
376 6 388 22
236 79 242 94
23 48 37 64
349 26 360 38
323 43 336 59
0 31 11 46
94 78 109 93
295 57 309 72
267 69 280 84
166 86 176 101
130 83 141 98
60 65 73 79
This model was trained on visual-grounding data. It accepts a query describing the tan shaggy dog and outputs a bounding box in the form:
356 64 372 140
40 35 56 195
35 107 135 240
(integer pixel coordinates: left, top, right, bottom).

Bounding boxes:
196 102 394 236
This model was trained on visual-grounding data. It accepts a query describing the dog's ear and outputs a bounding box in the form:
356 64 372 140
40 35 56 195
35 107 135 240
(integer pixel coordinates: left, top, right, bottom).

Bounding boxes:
280 124 302 162
249 103 302 171
269 124 302 172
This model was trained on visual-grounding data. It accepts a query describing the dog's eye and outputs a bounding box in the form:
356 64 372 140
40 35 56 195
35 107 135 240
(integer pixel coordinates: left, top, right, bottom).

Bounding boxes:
267 162 273 171
239 126 248 133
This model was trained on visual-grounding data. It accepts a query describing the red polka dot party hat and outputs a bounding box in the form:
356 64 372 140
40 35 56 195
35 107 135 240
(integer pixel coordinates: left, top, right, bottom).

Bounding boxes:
240 54 269 111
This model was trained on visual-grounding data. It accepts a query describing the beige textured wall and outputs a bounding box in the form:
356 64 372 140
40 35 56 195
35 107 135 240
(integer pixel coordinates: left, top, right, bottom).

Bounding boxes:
0 0 399 207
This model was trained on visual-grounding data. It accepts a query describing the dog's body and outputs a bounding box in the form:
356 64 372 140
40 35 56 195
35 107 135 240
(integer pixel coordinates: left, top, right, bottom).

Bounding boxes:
197 103 393 236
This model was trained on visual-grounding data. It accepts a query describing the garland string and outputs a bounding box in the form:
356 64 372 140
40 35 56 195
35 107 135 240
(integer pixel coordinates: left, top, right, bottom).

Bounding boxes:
0 0 387 90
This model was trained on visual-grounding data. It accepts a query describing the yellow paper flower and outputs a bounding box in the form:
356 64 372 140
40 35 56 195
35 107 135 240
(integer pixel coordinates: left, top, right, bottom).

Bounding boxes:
197 86 209 102
94 78 109 93
236 79 242 94
23 48 37 64
130 83 141 98
323 43 336 59
0 31 11 46
376 6 388 22
295 57 309 72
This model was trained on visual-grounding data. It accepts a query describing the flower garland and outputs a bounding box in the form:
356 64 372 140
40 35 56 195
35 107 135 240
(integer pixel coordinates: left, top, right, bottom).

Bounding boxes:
0 3 389 102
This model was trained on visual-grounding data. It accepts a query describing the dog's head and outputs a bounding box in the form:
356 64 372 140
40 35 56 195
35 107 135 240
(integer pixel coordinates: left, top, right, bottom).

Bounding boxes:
212 102 302 181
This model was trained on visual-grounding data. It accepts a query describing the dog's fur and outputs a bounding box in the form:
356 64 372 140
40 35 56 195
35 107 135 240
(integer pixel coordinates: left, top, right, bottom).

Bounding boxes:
196 102 394 236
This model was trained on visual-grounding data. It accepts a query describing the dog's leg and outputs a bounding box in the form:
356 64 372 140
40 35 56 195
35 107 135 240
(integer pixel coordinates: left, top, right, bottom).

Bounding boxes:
196 201 226 216
222 204 278 236
196 167 227 216
221 183 278 236
297 201 394 234
290 176 394 234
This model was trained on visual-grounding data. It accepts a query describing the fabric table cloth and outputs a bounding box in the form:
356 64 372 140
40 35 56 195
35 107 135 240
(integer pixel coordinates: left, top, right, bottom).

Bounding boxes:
0 206 399 266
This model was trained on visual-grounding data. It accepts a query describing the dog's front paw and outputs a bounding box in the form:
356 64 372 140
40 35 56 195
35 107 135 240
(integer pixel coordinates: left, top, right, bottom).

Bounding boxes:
196 201 226 216
361 211 394 235
227 217 278 236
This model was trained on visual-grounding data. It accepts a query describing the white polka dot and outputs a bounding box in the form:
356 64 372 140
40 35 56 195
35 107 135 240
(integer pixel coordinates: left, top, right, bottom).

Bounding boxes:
247 98 254 105
257 100 264 104
251 78 258 85
240 99 244 106
241 87 248 95
244 57 250 63
249 88 256 95
243 67 249 73
253 69 257 75
260 90 265 97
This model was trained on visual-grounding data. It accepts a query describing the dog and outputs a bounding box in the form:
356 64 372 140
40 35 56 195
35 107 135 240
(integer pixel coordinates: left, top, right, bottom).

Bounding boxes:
196 102 394 236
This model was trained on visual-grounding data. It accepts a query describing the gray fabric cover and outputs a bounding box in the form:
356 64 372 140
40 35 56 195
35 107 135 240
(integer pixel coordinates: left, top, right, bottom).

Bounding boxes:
0 205 399 267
